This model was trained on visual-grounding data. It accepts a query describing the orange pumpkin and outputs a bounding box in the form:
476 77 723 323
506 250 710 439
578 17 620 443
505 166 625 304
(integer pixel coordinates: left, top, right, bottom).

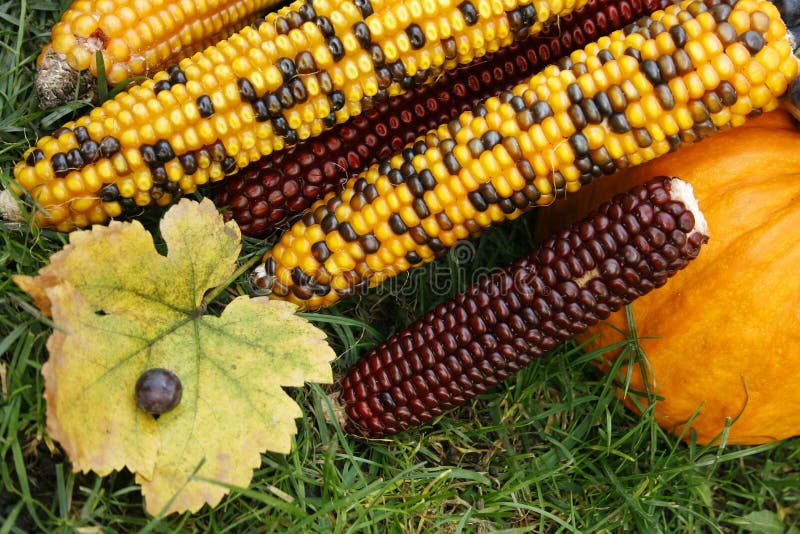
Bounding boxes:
536 110 800 445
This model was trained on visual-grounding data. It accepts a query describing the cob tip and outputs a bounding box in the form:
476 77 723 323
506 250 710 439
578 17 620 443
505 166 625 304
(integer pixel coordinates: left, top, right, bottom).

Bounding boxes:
251 263 271 294
323 389 351 431
668 178 708 238
0 189 25 223
35 46 98 109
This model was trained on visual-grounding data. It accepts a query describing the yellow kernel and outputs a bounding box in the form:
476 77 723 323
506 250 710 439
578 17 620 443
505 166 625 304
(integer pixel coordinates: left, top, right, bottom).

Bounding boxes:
473 211 492 227
180 174 199 192
698 63 721 90
674 106 695 130
118 178 136 198
659 114 679 136
533 177 553 197
531 154 551 177
64 172 84 193
565 179 582 194
602 136 624 160
478 150 501 177
756 45 781 72
655 32 676 55
443 203 466 226
399 206 420 227
682 18 703 39
70 212 89 228
72 14 99 38
577 72 597 95
105 38 129 62
584 125 606 149
198 122 216 144
372 197 391 218
99 13 123 37
695 11 716 32
641 40 659 60
116 5 136 26
386 239 406 259
69 46 93 71
631 71 653 95
624 32 646 51
540 117 563 144
133 169 152 191
94 159 115 182
767 18 786 41
712 53 735 80
385 192 401 212
554 112 576 137
729 9 751 34
111 153 130 175
780 55 800 80
701 32 724 57
749 84 774 108
684 72 707 99
71 197 96 213
102 201 122 218
208 163 224 181
617 55 640 80
562 166 580 184
165 161 184 182
668 77 689 103
553 142 574 166
744 60 767 84
765 71 789 95
646 93 668 122
152 116 173 138
626 103 646 128
710 108 732 127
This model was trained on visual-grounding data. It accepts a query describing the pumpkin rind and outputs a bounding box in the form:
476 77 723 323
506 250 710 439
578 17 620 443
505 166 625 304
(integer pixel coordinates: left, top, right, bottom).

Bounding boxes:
536 110 800 445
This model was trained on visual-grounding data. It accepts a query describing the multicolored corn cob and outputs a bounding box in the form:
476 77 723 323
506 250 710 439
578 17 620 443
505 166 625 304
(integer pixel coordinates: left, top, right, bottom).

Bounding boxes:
36 0 279 108
341 176 709 437
217 0 673 237
10 0 592 231
251 0 800 310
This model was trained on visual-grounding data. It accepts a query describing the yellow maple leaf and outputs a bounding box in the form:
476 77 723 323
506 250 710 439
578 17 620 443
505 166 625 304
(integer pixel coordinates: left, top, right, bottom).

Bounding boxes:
15 199 335 515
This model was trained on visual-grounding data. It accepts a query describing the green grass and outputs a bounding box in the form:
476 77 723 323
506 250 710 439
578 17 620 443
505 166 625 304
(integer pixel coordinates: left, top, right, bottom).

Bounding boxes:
1 1 799 532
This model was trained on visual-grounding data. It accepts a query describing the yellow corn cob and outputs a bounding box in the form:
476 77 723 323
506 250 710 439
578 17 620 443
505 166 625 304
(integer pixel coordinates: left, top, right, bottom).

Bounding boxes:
11 0 590 231
251 0 800 310
36 0 279 108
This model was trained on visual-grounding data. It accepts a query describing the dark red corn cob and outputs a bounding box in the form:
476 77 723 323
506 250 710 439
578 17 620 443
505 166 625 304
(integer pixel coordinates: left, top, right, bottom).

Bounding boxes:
216 0 673 237
341 177 709 437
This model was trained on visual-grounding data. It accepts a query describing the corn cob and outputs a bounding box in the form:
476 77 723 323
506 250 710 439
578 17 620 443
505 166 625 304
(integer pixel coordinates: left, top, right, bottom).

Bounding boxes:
251 0 800 310
341 176 708 437
36 0 279 108
10 0 592 231
217 0 674 237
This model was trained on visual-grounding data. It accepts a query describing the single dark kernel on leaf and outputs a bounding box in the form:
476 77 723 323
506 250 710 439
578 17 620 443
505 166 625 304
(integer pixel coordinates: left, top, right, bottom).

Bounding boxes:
135 368 183 415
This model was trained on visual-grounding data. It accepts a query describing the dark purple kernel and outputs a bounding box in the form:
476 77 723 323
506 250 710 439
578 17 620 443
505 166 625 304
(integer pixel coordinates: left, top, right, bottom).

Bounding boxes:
196 95 215 117
99 136 121 158
644 227 667 247
677 211 696 232
740 30 765 53
654 211 676 232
